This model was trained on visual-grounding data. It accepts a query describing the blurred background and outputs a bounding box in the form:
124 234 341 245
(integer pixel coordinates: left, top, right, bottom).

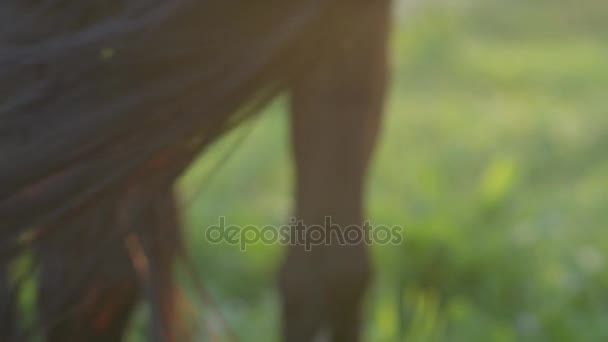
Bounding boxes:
154 0 608 340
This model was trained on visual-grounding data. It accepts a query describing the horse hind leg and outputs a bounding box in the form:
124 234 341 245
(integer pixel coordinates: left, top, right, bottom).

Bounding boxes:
280 2 391 341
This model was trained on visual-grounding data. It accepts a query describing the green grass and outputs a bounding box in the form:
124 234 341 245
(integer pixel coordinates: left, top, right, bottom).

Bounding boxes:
167 1 608 341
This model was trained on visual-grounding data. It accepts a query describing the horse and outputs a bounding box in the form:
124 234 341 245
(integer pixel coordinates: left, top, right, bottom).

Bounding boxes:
0 0 391 341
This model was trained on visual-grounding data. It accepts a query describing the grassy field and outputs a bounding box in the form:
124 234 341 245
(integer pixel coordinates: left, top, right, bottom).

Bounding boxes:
172 1 608 341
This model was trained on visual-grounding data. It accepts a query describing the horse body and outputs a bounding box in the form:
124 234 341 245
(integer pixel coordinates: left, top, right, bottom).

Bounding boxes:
0 0 391 340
